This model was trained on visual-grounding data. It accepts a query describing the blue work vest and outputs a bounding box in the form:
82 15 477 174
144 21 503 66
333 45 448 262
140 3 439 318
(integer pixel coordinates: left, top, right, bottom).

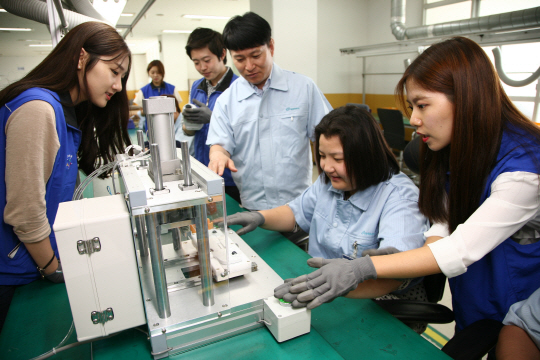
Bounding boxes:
140 81 176 99
190 70 238 186
449 125 540 331
0 88 81 285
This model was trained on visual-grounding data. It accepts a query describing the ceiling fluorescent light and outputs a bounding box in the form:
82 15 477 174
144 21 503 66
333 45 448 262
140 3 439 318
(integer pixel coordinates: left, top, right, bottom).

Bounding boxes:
0 9 7 12
120 13 134 17
29 44 52 47
0 28 32 31
182 15 230 20
162 30 192 33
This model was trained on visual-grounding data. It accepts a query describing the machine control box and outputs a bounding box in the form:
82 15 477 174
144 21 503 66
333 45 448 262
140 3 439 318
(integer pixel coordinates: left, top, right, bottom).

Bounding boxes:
54 195 146 341
263 297 311 342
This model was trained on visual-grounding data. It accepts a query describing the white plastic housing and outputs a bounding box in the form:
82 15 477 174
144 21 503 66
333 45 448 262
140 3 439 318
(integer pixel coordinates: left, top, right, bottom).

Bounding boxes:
263 297 311 342
54 195 145 341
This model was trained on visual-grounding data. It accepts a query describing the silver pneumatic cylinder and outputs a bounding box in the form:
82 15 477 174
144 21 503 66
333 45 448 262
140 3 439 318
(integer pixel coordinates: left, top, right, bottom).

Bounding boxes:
143 96 176 162
142 96 180 180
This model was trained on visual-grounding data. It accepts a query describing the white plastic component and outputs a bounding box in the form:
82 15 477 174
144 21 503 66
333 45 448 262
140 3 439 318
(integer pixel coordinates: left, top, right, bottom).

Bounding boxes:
263 297 311 342
54 195 145 342
190 228 252 282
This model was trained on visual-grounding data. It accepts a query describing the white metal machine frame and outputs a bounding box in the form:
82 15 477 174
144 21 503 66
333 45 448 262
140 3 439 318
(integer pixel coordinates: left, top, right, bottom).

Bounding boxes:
54 96 310 359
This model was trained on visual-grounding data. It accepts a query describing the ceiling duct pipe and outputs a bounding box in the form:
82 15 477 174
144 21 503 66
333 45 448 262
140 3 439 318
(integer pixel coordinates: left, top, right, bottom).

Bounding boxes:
0 0 103 31
391 0 540 41
492 47 540 87
70 0 107 22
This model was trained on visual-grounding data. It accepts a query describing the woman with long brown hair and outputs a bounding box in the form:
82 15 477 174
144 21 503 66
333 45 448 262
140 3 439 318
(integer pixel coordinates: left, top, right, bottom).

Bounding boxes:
275 37 540 339
0 21 131 331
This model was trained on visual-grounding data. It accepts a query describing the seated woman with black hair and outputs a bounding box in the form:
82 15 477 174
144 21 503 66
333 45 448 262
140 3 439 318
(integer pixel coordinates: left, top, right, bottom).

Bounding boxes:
227 106 430 328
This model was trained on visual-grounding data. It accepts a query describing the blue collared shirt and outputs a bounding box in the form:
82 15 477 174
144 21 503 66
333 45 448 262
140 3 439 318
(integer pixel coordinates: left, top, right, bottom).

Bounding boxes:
207 63 332 210
289 173 429 259
503 286 540 349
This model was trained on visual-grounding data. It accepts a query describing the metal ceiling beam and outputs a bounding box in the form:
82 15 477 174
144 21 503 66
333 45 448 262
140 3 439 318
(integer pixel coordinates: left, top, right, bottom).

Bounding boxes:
340 28 540 58
122 0 156 39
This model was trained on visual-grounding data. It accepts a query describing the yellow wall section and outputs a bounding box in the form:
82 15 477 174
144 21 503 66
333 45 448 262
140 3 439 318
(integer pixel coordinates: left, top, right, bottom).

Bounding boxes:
127 90 137 101
324 93 402 116
126 90 189 109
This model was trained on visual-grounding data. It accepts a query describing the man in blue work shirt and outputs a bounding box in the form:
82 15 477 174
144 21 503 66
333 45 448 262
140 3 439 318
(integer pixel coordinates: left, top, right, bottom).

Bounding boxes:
207 12 332 211
182 28 240 203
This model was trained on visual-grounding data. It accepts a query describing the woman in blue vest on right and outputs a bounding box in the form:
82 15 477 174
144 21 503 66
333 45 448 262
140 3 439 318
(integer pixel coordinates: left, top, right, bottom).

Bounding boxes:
276 37 540 348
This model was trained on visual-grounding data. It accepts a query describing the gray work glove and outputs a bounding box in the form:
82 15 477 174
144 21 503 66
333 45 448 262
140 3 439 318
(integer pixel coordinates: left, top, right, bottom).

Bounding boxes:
226 211 265 236
283 256 377 310
274 279 308 305
44 261 64 283
361 246 400 257
182 99 212 124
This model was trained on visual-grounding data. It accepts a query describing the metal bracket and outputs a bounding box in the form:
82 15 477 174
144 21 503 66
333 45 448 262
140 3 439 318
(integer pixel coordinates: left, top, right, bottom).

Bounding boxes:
91 307 114 325
179 183 199 191
77 237 101 255
149 187 170 195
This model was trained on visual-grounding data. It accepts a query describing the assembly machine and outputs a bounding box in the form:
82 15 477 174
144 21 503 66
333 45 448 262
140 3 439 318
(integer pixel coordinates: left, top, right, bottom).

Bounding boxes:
53 96 310 359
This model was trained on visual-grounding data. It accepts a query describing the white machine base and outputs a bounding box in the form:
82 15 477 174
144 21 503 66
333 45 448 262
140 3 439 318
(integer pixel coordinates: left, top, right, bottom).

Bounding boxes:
263 297 311 342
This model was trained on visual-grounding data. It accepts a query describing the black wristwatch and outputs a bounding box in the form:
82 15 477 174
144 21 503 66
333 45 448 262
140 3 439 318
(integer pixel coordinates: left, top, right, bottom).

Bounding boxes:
37 253 56 278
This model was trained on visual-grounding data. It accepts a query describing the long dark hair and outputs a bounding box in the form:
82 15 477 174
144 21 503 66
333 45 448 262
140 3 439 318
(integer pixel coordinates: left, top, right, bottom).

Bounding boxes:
0 21 132 177
315 105 399 192
395 36 540 232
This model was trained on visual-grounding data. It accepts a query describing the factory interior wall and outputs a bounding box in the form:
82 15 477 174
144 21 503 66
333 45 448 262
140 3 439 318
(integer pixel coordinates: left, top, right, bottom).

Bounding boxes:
0 0 426 115
0 56 47 90
313 0 423 111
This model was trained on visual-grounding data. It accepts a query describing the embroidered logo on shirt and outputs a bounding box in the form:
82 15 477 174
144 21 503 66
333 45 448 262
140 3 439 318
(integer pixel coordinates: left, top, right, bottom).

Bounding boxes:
66 154 73 169
286 107 300 111
361 231 375 236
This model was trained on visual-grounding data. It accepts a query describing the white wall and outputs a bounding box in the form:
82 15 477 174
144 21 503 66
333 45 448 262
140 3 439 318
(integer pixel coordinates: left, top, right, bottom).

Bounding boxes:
273 0 318 82
363 0 423 95
246 0 424 96
317 0 368 94
0 56 47 90
1 0 426 98
160 33 191 93
316 0 424 95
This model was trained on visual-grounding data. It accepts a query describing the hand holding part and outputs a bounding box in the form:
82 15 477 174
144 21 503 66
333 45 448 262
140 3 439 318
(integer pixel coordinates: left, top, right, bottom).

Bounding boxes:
361 246 400 257
182 99 212 124
44 260 65 283
227 211 265 236
286 256 377 310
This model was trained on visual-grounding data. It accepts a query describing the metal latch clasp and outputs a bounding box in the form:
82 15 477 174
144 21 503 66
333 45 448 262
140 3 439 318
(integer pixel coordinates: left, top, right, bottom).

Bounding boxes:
91 307 114 325
77 237 101 255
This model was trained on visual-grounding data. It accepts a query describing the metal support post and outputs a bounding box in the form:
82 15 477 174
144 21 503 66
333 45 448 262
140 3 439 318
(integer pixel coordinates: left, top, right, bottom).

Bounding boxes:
145 212 171 318
181 141 193 187
150 144 164 191
135 216 149 257
194 205 214 306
